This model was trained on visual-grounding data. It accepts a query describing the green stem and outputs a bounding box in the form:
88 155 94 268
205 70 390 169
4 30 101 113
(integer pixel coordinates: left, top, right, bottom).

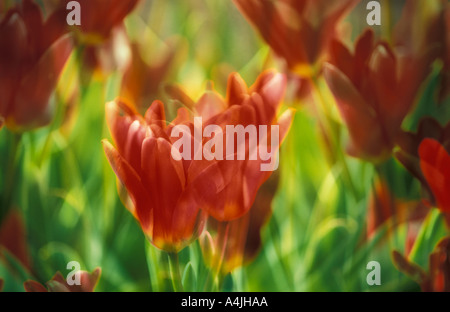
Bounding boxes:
1 132 22 221
168 251 183 292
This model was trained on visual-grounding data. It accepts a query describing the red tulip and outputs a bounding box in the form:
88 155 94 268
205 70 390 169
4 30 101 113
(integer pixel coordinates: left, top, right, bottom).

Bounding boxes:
324 28 433 162
419 138 450 224
121 42 177 113
394 0 449 101
165 71 293 221
396 118 450 203
0 210 30 269
393 237 450 292
24 268 101 292
46 0 139 74
103 99 208 252
0 0 72 132
233 0 358 74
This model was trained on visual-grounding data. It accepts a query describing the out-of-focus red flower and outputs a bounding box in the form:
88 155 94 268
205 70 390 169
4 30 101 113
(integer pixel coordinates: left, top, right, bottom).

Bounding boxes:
324 28 434 162
394 0 450 101
396 118 450 203
121 42 177 113
367 178 429 255
104 71 292 251
233 0 358 75
0 0 72 132
24 268 101 292
0 210 30 269
71 0 139 73
393 237 450 292
103 99 208 252
46 0 139 43
419 138 450 225
46 0 139 75
0 278 3 292
200 171 278 274
165 71 293 221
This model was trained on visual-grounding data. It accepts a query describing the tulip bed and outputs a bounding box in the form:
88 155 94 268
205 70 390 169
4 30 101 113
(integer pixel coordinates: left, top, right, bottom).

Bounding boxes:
0 0 449 292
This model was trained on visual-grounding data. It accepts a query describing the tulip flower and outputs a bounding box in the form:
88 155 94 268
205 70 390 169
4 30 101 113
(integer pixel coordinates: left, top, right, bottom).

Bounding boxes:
0 0 72 132
72 0 139 73
200 172 278 274
121 42 177 113
419 138 450 225
393 237 450 292
394 0 450 101
165 71 293 221
104 71 292 251
324 28 433 162
46 0 139 74
103 99 208 252
233 0 358 75
0 210 30 269
24 268 101 292
396 118 450 203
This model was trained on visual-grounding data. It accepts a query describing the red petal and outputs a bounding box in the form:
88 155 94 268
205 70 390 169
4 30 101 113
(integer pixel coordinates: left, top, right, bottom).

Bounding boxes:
102 140 152 230
23 280 48 292
419 139 450 213
145 100 166 129
141 137 186 247
0 210 30 269
226 73 248 106
324 63 388 160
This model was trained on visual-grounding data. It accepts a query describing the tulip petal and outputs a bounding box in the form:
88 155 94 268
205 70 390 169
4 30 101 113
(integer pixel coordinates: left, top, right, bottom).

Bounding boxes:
419 139 450 213
145 100 166 129
102 140 152 230
24 280 48 292
324 63 388 159
141 137 186 246
0 210 30 269
196 91 227 120
226 73 248 106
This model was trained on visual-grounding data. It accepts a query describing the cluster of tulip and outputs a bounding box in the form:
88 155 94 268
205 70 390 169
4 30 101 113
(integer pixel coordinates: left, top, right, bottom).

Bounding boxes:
0 0 449 292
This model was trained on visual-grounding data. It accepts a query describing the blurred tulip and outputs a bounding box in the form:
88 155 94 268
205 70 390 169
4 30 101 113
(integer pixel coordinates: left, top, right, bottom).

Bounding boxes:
419 138 450 225
46 0 139 75
0 0 72 132
0 279 3 292
396 118 450 203
165 71 293 221
0 210 30 269
233 0 358 75
393 237 450 292
121 42 177 113
394 0 450 101
200 171 278 274
24 268 101 292
71 0 139 74
324 28 433 162
103 99 207 252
